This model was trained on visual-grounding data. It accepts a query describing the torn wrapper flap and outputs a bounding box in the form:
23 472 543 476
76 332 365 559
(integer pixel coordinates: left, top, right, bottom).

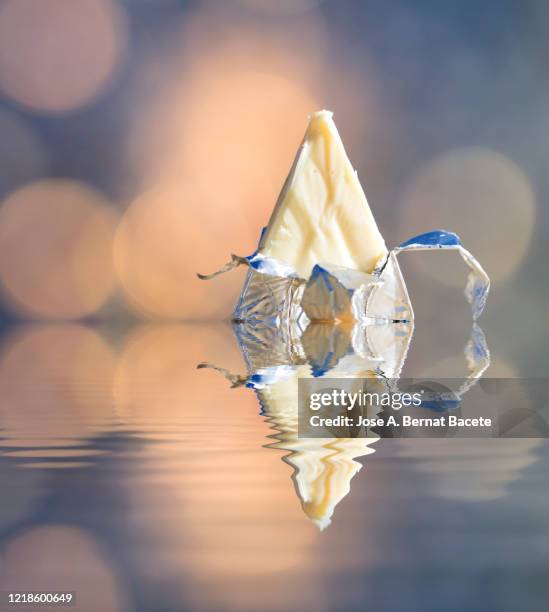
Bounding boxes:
392 230 490 321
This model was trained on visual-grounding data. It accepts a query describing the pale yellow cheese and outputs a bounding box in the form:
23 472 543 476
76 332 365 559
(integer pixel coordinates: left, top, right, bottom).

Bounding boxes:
259 110 387 279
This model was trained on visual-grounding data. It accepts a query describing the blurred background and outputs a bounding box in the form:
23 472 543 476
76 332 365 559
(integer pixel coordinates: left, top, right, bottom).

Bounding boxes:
0 0 546 368
1 3 549 611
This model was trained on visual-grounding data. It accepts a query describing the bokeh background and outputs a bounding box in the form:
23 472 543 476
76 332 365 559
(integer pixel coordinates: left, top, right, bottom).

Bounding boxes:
1 3 549 611
0 0 547 367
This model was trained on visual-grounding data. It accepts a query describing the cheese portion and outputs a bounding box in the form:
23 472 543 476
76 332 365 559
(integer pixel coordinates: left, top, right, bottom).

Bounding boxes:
259 110 387 279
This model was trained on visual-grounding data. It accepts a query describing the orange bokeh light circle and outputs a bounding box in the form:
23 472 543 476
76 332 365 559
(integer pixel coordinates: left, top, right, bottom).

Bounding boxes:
0 179 118 319
0 0 128 113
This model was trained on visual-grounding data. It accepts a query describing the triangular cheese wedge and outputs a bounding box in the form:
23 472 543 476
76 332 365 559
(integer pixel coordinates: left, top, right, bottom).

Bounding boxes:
259 110 387 279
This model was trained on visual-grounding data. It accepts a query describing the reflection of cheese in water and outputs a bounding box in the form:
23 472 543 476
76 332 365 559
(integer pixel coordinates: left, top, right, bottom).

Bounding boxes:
257 365 377 530
259 110 387 279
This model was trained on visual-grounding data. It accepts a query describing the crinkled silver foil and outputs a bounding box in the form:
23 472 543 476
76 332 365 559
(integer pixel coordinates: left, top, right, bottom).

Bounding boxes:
392 230 490 321
233 229 488 326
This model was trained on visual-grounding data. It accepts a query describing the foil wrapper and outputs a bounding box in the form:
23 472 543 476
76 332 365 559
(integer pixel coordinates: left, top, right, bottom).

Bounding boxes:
392 230 490 321
299 259 412 323
233 229 489 326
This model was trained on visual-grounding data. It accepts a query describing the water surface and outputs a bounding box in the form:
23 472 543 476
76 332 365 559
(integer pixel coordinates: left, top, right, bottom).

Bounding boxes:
0 322 547 612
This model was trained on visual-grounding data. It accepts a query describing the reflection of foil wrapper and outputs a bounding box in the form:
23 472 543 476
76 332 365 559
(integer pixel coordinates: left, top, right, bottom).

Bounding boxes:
234 316 414 382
